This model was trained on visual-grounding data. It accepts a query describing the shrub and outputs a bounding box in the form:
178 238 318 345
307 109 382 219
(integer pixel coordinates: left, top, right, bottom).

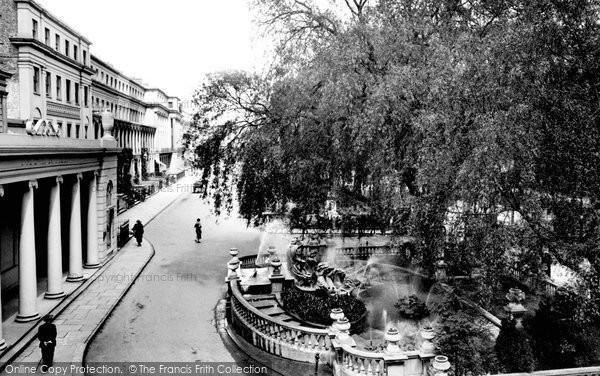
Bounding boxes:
526 287 600 369
432 288 498 376
395 294 429 320
495 317 534 373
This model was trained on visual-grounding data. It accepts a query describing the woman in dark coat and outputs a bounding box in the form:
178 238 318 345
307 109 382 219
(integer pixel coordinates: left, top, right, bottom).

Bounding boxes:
132 220 144 246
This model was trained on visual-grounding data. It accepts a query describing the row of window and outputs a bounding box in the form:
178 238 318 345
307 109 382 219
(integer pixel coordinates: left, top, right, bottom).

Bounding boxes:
91 65 143 100
32 19 88 66
32 67 89 106
90 96 143 123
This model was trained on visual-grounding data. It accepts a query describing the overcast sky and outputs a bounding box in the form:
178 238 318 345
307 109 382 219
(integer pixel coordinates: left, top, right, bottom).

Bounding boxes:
35 0 256 99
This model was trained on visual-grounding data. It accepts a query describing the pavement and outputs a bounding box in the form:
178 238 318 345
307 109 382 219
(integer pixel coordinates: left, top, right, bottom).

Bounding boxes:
0 175 194 374
84 186 264 364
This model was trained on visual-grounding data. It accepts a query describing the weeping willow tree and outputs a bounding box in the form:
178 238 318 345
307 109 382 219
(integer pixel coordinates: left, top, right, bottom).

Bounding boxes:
185 1 600 340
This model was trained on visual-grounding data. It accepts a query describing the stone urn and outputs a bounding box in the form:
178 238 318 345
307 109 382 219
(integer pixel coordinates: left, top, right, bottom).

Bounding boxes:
229 248 239 257
420 326 435 353
384 326 402 354
505 288 527 327
270 256 282 276
334 317 352 344
506 287 525 303
432 355 451 376
330 308 345 322
227 259 240 280
101 109 114 138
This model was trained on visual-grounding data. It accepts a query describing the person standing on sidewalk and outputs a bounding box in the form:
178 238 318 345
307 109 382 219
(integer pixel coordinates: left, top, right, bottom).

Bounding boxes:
37 315 57 372
132 219 144 246
194 218 202 243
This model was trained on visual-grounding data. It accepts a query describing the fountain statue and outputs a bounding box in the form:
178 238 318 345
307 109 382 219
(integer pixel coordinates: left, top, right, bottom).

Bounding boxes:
288 235 358 294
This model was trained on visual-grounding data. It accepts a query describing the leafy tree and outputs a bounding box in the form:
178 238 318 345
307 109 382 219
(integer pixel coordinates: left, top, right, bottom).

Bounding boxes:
184 0 600 315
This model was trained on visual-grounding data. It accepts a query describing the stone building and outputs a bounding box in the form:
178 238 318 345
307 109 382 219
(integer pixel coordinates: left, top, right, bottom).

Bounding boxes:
0 0 185 349
90 55 155 182
0 0 119 351
90 58 184 183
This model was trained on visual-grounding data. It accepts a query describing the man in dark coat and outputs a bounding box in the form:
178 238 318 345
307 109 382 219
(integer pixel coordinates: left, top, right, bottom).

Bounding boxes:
132 219 144 246
38 315 57 372
194 218 202 243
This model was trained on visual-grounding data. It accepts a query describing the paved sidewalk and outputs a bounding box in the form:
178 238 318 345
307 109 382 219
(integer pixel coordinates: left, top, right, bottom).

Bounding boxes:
118 175 195 226
12 239 154 367
0 175 194 373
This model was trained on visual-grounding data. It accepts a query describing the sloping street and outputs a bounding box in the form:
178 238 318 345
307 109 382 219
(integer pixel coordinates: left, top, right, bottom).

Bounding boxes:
85 191 262 362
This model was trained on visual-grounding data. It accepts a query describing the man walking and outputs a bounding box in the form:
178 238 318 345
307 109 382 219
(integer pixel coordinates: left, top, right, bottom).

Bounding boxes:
38 315 57 372
194 218 202 243
132 219 144 246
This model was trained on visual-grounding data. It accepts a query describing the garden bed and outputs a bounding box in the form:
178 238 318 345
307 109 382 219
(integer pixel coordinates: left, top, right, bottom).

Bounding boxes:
281 287 367 332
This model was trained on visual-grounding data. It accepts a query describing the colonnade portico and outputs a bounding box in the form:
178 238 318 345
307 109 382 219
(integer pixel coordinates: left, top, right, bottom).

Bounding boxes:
0 171 102 325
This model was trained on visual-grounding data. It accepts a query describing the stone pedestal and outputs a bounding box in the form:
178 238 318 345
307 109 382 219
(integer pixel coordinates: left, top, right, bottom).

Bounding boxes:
269 274 286 294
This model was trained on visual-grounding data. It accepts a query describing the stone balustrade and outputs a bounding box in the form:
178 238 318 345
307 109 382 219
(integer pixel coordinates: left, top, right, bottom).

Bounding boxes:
493 366 600 376
508 269 558 296
338 344 387 376
229 280 332 363
335 246 398 259
333 342 436 376
238 255 260 269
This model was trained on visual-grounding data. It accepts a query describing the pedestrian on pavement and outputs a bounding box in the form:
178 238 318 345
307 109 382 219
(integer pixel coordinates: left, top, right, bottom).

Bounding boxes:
194 218 202 243
37 314 57 372
132 219 144 246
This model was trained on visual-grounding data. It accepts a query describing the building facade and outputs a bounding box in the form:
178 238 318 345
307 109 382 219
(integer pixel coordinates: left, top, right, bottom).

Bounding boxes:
89 58 185 185
0 0 139 350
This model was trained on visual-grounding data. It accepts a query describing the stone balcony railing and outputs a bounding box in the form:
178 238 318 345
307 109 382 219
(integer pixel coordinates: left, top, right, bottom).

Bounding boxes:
493 366 600 376
337 344 387 376
334 245 403 260
229 280 332 363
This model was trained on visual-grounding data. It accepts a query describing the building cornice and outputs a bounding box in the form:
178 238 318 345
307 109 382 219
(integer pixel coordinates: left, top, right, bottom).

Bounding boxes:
0 134 120 156
146 102 177 114
15 0 92 44
90 55 147 90
0 70 12 80
91 80 146 107
10 38 95 75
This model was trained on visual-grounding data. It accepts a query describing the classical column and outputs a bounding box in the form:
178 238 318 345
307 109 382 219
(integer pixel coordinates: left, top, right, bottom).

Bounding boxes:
85 172 99 268
66 173 83 282
16 180 40 322
45 176 65 299
0 277 8 349
0 188 7 347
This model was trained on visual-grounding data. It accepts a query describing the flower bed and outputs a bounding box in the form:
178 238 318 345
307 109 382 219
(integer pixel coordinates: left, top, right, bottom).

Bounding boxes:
281 287 367 329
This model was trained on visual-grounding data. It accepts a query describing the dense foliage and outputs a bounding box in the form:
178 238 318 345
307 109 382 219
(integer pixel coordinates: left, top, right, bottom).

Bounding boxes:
495 317 535 373
185 0 600 367
394 294 429 320
431 288 498 376
281 288 366 326
525 287 600 369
